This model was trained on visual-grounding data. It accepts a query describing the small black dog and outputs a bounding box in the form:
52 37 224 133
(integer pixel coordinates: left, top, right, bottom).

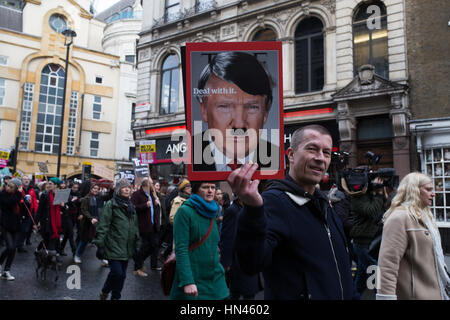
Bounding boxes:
34 248 60 283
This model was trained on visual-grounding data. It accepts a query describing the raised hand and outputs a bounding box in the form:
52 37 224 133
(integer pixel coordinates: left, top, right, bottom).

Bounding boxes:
227 163 263 207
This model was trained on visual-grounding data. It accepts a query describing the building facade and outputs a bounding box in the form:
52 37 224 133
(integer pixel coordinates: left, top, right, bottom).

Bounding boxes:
95 0 143 180
134 0 411 188
406 0 450 249
0 0 122 180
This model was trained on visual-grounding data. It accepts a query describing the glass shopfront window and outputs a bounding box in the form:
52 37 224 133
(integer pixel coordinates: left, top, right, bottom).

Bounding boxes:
424 147 450 223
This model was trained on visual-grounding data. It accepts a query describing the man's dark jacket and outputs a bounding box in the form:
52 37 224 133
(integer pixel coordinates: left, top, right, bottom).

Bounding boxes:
220 200 261 297
349 192 384 246
236 175 354 300
131 187 160 233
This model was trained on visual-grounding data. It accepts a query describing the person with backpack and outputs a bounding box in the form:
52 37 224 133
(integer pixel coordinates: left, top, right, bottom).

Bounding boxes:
170 181 229 300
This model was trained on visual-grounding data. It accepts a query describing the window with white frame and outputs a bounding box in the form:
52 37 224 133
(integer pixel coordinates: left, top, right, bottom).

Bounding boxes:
66 91 78 155
35 64 65 154
95 76 103 84
424 147 450 224
90 132 99 157
0 56 7 66
0 78 5 105
93 96 102 120
19 83 34 150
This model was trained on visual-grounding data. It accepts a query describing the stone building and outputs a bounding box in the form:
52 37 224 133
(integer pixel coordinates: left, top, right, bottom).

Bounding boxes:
134 0 411 189
0 0 125 180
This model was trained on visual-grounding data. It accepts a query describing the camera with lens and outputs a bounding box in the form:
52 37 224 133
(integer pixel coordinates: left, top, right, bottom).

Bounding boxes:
338 151 399 195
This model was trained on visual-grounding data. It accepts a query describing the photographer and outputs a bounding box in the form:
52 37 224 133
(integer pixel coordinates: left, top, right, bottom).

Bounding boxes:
349 177 386 297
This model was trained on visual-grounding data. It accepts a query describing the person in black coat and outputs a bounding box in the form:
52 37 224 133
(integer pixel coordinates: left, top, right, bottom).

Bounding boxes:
220 198 262 299
131 178 161 276
60 182 80 256
0 178 23 280
228 125 355 300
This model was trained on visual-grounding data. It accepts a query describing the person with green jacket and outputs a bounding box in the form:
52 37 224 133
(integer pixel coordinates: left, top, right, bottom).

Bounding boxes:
93 178 141 300
170 181 229 300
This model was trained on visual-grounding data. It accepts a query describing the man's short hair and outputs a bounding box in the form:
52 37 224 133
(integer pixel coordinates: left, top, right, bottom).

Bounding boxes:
196 51 274 112
291 124 332 151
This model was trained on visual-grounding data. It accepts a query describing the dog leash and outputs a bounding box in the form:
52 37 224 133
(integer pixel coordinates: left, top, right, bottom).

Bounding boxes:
21 199 48 253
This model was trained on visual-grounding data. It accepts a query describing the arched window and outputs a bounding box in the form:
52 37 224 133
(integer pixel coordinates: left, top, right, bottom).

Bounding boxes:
35 64 65 154
353 1 388 78
252 28 277 41
160 54 179 115
294 17 324 94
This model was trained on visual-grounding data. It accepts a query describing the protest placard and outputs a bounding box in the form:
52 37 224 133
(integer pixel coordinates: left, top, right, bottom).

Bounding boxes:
38 161 48 173
184 42 284 181
0 148 10 168
53 188 71 205
139 140 156 165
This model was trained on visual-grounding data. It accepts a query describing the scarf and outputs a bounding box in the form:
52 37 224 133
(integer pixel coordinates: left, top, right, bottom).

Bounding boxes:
423 213 450 300
188 194 218 219
114 193 135 217
179 191 190 200
49 191 62 239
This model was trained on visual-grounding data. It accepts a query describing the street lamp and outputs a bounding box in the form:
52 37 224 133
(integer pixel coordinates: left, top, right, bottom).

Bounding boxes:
56 28 77 178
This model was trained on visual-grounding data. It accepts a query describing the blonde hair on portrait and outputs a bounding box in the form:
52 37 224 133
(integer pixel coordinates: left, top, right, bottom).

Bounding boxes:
383 172 433 224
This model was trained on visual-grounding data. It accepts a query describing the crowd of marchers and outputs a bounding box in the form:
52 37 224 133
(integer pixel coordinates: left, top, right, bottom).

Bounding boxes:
1 125 449 300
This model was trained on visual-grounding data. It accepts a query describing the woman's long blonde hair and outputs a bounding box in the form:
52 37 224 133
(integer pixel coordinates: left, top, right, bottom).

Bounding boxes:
383 172 434 223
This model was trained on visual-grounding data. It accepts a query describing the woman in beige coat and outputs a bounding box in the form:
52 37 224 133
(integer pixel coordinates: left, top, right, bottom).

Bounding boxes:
377 172 450 300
